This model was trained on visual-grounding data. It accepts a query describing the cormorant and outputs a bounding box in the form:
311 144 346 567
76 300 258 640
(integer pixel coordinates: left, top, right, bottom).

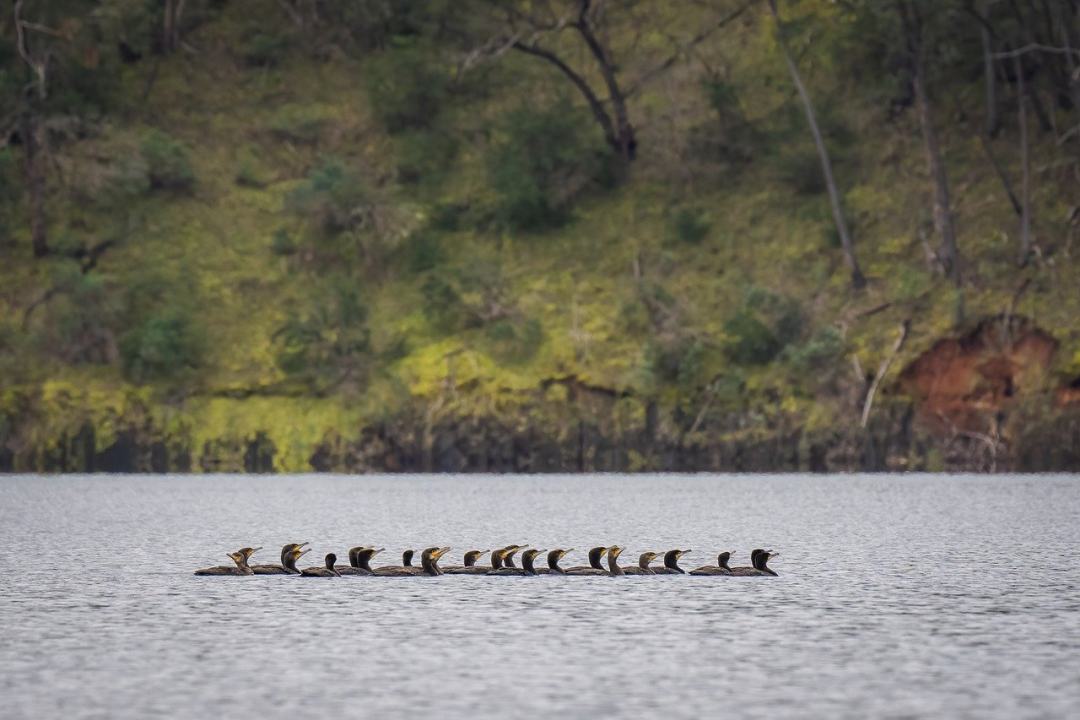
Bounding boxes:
251 543 309 575
194 549 254 575
441 549 490 573
301 552 341 577
623 551 662 575
536 548 573 574
564 546 609 575
729 549 779 576
337 546 378 575
488 548 544 576
502 545 528 569
375 547 449 576
689 551 734 575
605 545 626 576
375 549 417 575
651 549 691 574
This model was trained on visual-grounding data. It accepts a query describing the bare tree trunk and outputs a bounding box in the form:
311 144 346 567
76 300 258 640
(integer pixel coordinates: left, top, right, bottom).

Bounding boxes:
163 0 186 53
901 1 961 286
14 0 48 257
767 0 865 289
980 1 1000 137
572 2 636 163
1015 52 1033 266
21 109 48 258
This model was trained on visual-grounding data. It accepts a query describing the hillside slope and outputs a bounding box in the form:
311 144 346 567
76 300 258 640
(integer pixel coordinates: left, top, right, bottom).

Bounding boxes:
2 0 1078 472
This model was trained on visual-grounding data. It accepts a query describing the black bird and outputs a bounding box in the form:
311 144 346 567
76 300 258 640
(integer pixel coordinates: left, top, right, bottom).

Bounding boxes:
605 545 626 576
301 552 341 577
651 549 691 574
376 547 450 576
488 548 544 576
194 549 254 576
536 548 574 574
564 547 609 575
375 549 417 575
730 549 779 576
251 543 309 575
690 551 734 575
441 549 490 573
623 551 662 575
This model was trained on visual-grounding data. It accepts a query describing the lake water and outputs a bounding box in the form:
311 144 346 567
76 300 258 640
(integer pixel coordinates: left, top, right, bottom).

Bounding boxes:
0 474 1077 719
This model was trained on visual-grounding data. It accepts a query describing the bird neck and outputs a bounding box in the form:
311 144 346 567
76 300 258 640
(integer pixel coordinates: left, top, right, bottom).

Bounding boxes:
505 555 517 568
589 549 604 569
402 552 413 567
665 553 684 573
464 554 477 567
718 555 731 570
491 551 503 570
638 555 652 569
522 554 537 575
607 553 623 575
547 553 564 573
420 554 441 576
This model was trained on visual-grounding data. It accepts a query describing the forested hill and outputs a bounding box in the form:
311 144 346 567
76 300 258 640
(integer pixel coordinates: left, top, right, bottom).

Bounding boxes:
2 1 1079 473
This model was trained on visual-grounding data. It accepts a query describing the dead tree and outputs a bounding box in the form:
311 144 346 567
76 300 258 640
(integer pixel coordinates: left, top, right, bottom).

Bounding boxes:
767 0 866 290
898 1 961 287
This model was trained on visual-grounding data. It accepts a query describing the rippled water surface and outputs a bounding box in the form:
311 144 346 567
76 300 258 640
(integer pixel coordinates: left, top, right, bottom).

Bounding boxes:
1 474 1078 719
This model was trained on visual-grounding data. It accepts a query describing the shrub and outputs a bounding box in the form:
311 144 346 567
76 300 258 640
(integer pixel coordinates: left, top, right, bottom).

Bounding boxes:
268 104 333 145
485 317 543 364
366 43 449 133
723 311 781 366
401 232 444 273
240 32 290 67
648 335 707 387
270 228 297 256
487 102 608 231
285 159 369 236
421 273 466 332
275 284 371 390
671 207 711 245
395 129 458 185
140 131 195 192
120 307 203 381
783 326 846 374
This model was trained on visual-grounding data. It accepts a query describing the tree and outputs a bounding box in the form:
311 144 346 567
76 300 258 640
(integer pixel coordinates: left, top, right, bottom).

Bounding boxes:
897 0 961 287
12 0 51 257
464 0 752 171
767 0 866 290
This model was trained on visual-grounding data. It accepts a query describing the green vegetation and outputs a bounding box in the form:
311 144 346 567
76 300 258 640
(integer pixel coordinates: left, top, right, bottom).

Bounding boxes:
1 0 1079 472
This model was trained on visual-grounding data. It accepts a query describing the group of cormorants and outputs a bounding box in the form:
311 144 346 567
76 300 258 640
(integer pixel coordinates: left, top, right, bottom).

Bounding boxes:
195 543 779 577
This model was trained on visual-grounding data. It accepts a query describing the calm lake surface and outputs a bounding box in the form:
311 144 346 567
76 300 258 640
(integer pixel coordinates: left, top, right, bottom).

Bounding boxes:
0 474 1077 719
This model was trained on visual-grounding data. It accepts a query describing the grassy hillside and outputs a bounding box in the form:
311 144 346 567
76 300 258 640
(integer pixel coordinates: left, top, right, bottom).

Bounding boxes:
2 0 1079 472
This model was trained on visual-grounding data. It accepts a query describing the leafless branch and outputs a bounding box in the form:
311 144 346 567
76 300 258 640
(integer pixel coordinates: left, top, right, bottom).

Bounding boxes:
860 320 911 428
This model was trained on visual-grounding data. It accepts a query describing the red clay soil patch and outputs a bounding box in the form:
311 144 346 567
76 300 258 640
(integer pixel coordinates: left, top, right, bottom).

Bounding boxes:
899 316 1058 435
1059 376 1080 407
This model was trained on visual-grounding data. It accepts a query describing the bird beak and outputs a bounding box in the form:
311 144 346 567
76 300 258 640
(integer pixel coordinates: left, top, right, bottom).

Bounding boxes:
769 552 780 559
564 548 575 554
372 548 385 555
298 548 312 557
250 547 263 555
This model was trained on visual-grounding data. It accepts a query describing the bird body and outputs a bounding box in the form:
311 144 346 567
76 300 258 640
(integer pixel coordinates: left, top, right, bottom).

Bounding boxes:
194 549 254 576
623 551 661 575
488 549 544 576
565 547 609 575
251 543 308 575
690 551 734 575
651 549 690 574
